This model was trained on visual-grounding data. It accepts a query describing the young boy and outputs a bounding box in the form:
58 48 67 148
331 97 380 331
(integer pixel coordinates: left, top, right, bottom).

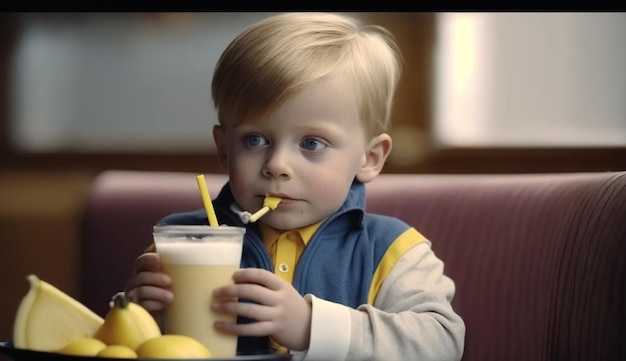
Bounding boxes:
124 12 465 361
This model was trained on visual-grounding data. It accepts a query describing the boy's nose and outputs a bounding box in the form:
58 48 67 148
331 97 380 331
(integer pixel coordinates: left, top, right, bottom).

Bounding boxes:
262 149 293 179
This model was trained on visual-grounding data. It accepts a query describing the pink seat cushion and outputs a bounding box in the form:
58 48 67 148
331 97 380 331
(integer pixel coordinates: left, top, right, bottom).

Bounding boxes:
81 170 626 361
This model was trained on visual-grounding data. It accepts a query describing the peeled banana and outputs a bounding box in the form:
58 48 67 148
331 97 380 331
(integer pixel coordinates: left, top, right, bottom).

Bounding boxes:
13 274 104 352
94 292 161 350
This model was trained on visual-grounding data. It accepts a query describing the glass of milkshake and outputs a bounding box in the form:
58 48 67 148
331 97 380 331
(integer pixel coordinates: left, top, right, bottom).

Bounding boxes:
152 225 245 358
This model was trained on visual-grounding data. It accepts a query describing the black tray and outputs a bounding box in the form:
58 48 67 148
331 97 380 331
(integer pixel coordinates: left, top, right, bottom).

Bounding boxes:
0 341 292 361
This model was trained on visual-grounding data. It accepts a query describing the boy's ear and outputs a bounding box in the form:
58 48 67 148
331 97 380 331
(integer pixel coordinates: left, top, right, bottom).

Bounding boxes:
356 133 392 183
212 125 229 171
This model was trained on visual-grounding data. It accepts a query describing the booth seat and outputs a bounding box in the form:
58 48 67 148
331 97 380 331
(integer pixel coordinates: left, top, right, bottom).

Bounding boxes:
80 170 626 361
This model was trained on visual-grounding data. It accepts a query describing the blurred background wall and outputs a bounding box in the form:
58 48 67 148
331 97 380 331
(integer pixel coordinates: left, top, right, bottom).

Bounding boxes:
0 12 625 341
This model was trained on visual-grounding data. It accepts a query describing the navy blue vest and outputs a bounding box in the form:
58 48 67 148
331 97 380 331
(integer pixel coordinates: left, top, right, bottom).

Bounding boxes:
159 180 410 354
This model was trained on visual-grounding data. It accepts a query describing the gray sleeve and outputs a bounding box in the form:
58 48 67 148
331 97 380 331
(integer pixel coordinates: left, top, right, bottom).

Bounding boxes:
346 240 466 361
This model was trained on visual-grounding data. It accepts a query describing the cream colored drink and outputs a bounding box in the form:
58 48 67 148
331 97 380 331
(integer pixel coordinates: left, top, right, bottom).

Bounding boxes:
153 225 245 358
161 263 239 357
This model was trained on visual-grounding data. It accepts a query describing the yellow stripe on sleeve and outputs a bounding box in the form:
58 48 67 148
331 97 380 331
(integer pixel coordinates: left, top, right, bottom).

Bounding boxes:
367 228 427 304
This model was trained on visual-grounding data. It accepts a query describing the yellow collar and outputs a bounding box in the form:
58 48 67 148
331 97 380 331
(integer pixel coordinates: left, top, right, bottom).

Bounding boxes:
259 221 322 247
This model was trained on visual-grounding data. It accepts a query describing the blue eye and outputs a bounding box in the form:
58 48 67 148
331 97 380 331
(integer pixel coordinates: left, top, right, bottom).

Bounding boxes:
245 134 268 148
301 138 327 151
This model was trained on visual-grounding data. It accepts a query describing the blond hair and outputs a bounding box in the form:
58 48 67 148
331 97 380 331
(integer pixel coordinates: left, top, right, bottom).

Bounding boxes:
211 12 402 138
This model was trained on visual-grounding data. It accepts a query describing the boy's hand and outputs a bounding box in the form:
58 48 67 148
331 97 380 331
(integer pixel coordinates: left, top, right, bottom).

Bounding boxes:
212 268 312 351
124 252 174 313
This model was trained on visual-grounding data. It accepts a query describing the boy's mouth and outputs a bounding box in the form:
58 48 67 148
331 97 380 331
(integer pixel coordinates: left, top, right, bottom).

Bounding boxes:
260 194 299 209
262 193 292 203
265 192 289 199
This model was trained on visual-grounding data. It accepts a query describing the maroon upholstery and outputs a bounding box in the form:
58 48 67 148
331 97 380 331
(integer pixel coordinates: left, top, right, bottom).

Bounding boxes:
80 170 626 361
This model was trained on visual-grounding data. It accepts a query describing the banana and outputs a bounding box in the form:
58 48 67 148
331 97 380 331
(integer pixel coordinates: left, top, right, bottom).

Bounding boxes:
97 344 139 358
94 292 161 350
58 337 107 356
136 335 212 359
125 296 163 346
13 274 104 352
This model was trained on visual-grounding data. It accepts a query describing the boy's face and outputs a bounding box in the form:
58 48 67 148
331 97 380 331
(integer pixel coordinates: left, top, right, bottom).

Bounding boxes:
214 76 388 231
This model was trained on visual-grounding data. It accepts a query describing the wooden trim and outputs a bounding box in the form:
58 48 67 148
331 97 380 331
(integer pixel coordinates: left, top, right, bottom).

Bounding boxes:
384 147 626 174
2 147 625 175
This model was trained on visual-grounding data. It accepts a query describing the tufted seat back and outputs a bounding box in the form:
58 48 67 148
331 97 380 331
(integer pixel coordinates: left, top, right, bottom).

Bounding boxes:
81 170 626 361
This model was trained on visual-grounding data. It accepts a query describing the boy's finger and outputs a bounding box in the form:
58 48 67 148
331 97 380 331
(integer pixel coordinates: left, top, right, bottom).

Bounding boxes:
232 268 285 290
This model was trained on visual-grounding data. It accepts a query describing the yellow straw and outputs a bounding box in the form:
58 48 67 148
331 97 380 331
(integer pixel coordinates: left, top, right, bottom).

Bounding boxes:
196 174 219 227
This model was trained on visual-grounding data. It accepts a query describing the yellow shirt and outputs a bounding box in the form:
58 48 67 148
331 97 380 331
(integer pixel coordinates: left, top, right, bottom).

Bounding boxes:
258 221 322 353
258 221 322 283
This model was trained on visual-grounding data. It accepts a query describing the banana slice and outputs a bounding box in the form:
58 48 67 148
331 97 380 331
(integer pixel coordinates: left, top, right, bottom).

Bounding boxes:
13 274 104 352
